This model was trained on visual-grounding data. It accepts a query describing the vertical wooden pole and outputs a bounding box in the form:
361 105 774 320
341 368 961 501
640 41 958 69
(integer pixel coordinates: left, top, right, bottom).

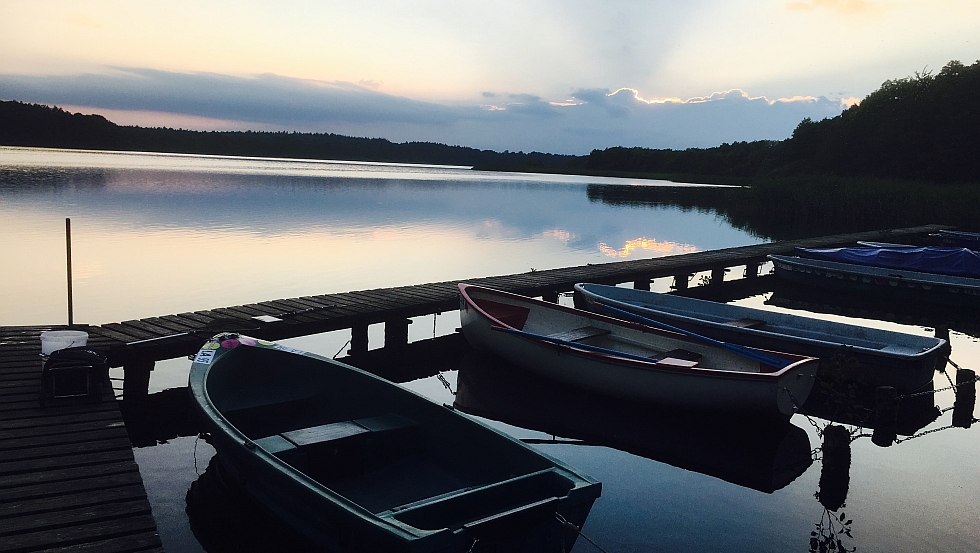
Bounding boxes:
350 324 369 356
384 318 411 349
710 267 726 286
66 218 74 326
122 359 154 410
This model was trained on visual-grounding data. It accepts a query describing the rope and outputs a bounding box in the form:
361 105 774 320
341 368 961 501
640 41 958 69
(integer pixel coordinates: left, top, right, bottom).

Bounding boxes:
437 372 455 395
898 361 979 399
556 513 613 553
783 386 825 435
332 338 351 359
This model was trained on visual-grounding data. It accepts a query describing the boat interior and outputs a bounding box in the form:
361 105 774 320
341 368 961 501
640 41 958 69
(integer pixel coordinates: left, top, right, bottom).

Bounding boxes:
207 346 582 530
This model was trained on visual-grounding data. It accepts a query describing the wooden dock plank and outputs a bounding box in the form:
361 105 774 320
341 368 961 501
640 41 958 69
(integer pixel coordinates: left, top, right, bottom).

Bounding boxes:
0 333 162 552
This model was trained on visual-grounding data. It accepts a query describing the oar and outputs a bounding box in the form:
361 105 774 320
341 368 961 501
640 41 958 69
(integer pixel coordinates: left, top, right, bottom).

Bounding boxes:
592 301 791 368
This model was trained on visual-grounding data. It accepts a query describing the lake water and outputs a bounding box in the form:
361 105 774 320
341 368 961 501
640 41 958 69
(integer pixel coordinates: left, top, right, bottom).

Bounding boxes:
2 147 978 552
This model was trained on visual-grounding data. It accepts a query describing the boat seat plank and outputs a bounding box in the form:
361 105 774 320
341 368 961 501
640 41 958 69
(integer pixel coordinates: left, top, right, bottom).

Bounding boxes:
283 421 369 447
547 326 610 342
654 357 700 368
652 348 702 368
382 468 561 528
722 317 766 329
256 414 416 453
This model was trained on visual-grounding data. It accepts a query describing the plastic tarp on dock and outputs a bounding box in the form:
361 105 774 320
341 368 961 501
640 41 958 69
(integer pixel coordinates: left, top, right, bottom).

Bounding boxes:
795 246 980 278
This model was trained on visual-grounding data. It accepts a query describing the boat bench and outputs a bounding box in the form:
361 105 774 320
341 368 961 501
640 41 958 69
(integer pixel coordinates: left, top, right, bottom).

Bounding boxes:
722 317 766 329
652 348 702 368
547 326 610 342
382 468 565 530
253 414 416 455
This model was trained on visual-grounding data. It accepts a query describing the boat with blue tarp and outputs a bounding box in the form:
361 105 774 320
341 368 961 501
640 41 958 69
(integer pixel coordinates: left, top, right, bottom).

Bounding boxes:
795 245 980 279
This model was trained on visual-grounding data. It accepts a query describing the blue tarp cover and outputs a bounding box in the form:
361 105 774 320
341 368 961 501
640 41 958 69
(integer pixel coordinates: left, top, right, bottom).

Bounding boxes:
796 246 980 278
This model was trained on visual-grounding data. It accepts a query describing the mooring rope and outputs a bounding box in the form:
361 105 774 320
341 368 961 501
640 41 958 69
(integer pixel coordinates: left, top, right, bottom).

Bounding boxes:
556 513 613 553
332 338 351 359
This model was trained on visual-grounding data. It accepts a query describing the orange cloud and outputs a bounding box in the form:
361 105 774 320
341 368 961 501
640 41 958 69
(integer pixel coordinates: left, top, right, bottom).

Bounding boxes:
787 0 879 15
598 237 699 258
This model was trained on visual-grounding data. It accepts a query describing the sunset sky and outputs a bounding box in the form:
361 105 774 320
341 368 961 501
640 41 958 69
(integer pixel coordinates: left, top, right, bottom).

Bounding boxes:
1 0 977 154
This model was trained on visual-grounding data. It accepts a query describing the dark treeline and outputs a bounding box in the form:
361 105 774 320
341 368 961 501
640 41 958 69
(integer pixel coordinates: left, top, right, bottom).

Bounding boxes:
0 100 579 170
3 59 977 185
585 60 980 185
3 60 980 237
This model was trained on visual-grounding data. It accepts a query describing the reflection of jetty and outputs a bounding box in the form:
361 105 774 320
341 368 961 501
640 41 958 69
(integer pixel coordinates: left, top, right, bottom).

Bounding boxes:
0 224 947 550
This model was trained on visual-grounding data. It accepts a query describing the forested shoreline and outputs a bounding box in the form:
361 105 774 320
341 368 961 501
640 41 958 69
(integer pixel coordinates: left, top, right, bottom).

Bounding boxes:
3 60 979 235
3 60 977 187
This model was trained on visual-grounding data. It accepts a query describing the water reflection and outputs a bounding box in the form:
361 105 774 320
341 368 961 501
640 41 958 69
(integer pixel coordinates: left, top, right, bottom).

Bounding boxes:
453 351 813 494
767 280 980 338
812 424 855 553
186 456 319 552
1 149 763 326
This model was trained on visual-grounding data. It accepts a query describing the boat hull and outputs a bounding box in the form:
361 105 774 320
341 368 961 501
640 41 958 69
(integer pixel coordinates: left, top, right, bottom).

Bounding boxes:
769 254 980 309
189 334 600 552
574 282 948 393
458 284 817 418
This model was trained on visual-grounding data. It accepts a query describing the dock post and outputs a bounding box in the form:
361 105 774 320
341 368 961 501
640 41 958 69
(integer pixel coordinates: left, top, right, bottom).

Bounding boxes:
672 274 690 290
710 267 726 286
744 262 760 278
542 291 559 303
350 325 368 356
384 318 411 349
122 359 153 411
872 386 899 446
953 368 976 429
633 279 650 291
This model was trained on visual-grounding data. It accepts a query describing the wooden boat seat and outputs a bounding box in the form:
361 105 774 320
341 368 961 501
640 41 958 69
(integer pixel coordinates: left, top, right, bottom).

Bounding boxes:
382 468 563 530
722 317 766 329
653 348 702 368
547 326 610 342
254 414 416 454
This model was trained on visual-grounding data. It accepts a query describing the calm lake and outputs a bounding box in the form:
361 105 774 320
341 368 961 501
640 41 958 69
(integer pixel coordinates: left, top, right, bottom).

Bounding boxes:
2 147 978 552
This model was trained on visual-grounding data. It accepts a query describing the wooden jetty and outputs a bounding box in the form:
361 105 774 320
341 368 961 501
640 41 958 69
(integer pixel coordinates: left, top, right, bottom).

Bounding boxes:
0 224 947 550
0 327 163 553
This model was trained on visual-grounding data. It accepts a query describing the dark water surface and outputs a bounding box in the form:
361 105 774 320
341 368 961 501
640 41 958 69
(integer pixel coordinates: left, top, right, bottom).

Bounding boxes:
3 148 978 552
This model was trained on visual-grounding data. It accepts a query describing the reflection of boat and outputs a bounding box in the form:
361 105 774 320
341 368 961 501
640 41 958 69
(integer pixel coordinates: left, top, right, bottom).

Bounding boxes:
458 283 818 418
188 334 601 553
186 456 319 552
801 376 941 439
574 282 948 393
768 254 980 308
766 279 980 339
453 352 814 494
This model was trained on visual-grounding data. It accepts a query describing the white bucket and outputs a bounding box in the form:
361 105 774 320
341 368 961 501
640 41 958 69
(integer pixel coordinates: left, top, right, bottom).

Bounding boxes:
40 330 89 356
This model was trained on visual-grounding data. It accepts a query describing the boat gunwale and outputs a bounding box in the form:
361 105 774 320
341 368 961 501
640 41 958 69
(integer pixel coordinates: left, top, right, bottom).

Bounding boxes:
573 282 948 361
768 254 980 290
458 283 815 382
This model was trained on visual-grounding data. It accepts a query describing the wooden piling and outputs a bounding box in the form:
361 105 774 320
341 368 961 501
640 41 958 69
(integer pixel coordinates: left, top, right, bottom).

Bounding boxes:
872 386 899 447
953 368 976 429
66 217 74 326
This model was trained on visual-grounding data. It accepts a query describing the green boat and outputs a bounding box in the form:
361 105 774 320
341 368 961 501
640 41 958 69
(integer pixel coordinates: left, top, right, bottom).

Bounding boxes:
188 333 600 552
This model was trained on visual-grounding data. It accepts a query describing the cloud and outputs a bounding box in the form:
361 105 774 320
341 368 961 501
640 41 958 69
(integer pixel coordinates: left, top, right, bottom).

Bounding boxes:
0 68 846 154
786 0 880 15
